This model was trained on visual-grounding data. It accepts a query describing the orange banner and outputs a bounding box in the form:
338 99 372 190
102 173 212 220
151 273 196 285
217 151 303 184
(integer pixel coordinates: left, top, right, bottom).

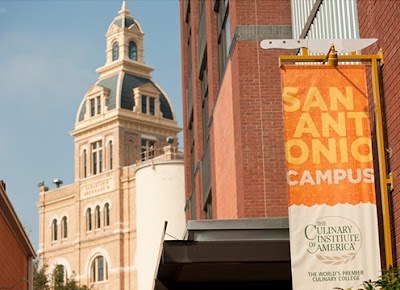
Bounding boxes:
281 65 376 207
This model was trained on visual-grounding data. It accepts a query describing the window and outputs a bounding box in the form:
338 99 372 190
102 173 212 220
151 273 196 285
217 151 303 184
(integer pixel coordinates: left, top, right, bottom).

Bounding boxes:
141 139 155 160
91 256 108 283
189 121 195 176
90 97 101 117
61 216 68 239
109 141 113 170
189 118 197 219
202 94 209 147
141 96 147 114
92 141 103 175
83 149 87 178
129 41 137 60
112 42 119 61
200 61 209 147
52 219 58 241
91 99 95 117
53 265 67 288
104 203 110 227
149 97 155 115
95 206 101 229
199 0 205 17
97 96 101 114
216 0 230 82
186 1 192 74
87 208 92 231
141 95 156 115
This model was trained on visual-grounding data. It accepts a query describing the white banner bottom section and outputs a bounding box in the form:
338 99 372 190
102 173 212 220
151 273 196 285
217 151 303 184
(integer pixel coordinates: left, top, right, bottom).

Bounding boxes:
289 203 381 290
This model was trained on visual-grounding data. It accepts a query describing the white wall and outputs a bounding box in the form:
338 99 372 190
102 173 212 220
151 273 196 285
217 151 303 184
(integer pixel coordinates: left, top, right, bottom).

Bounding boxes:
291 0 359 40
135 160 186 290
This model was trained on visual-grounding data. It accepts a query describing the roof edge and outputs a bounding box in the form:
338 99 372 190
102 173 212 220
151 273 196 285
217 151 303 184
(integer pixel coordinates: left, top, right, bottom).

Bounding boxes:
187 217 289 231
0 181 36 258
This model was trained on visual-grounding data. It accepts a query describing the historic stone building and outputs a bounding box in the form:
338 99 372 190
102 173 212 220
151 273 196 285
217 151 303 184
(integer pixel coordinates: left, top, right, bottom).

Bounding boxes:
37 2 185 290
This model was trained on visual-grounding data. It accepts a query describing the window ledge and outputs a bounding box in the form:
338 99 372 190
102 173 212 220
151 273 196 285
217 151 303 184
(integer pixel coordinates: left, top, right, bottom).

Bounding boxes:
91 280 108 285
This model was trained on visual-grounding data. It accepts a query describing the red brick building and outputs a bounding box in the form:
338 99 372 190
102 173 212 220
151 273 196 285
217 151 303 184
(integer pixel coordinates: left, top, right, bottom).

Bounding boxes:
181 0 292 221
154 1 399 289
180 0 399 262
0 181 36 290
154 1 293 289
357 0 400 267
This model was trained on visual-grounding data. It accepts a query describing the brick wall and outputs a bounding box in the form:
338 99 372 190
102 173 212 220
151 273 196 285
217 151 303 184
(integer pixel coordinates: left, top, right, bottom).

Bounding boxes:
230 40 289 218
232 0 292 26
205 0 222 215
228 0 291 218
180 0 206 219
212 63 239 218
181 0 292 220
179 0 191 219
357 0 400 265
0 213 29 290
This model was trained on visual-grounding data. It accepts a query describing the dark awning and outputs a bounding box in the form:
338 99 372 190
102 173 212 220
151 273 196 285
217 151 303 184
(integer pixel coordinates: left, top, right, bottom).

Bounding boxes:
154 218 292 290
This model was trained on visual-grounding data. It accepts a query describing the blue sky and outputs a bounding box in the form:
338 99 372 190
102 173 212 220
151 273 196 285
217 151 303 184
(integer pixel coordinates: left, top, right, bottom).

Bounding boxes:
0 0 182 249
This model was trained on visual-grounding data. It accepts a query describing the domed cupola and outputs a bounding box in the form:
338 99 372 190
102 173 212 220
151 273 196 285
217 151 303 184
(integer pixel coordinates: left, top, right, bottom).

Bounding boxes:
74 0 177 126
70 0 180 181
104 0 144 66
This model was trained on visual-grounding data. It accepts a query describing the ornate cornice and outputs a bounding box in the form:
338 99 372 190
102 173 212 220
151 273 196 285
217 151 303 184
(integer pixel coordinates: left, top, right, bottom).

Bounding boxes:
71 109 181 141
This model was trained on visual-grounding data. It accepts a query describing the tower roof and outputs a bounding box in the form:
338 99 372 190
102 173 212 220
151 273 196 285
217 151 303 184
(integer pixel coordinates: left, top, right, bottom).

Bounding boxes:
75 0 176 124
77 72 174 122
107 0 143 33
111 17 136 29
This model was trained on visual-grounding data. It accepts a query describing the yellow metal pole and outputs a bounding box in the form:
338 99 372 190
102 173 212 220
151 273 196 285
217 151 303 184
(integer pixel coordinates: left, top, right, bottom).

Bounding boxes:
371 55 393 268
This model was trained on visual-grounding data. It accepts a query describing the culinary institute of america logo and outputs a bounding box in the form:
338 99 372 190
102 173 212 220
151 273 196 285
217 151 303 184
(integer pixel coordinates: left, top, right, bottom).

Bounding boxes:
305 216 362 265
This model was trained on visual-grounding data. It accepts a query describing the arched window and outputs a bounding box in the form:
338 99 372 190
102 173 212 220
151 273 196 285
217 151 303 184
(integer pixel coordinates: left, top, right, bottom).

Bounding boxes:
61 216 68 239
91 256 108 283
129 41 137 60
92 141 103 175
95 206 101 229
112 42 119 61
52 219 58 241
86 208 92 231
83 149 87 178
104 203 110 227
53 265 67 287
109 141 113 170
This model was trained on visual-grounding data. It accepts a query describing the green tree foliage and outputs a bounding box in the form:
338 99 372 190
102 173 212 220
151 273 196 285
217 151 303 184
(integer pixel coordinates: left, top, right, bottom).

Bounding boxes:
33 260 90 290
336 266 400 290
362 266 400 290
33 259 50 290
53 265 68 289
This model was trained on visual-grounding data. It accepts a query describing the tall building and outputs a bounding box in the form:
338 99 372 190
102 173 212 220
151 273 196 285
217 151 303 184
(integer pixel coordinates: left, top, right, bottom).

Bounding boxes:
0 181 36 290
37 2 185 290
181 0 292 221
153 0 399 289
154 1 294 289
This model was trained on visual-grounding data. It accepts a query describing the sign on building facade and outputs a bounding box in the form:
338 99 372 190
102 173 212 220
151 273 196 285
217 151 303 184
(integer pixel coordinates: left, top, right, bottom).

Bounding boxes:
281 65 381 289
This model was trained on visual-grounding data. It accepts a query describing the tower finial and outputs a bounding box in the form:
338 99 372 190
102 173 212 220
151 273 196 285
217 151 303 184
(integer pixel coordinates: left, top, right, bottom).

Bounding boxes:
119 0 130 15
